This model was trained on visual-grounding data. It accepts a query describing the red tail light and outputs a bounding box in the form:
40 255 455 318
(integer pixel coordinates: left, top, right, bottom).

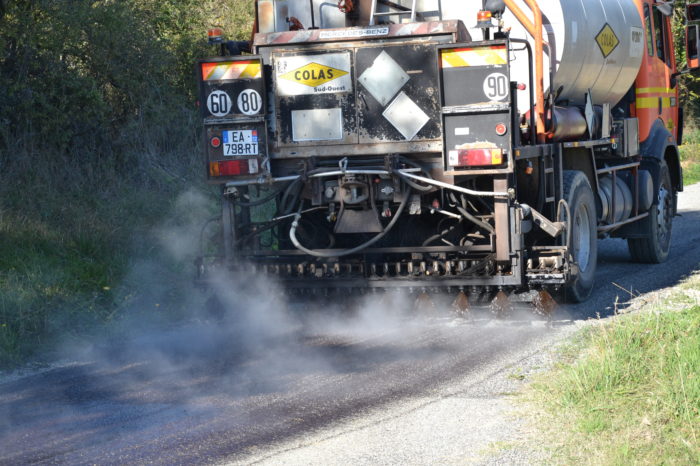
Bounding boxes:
209 159 259 177
449 148 503 167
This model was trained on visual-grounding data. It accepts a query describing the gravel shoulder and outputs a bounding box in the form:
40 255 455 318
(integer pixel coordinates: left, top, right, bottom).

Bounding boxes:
228 321 583 466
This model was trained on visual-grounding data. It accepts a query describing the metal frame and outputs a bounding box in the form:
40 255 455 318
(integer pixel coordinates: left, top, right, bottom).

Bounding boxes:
436 39 515 176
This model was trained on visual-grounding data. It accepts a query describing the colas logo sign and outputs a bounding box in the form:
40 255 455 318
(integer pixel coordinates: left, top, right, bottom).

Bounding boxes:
275 52 353 96
280 62 348 88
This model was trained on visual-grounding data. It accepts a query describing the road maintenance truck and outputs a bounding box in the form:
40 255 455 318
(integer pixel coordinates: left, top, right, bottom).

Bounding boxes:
195 0 699 308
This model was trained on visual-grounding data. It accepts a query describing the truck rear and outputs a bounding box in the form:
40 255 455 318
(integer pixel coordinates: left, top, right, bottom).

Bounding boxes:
196 0 696 306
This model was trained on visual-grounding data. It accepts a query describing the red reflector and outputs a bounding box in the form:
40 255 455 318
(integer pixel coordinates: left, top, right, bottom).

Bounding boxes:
209 159 259 177
449 148 503 167
495 123 507 136
220 160 248 176
516 83 527 91
210 136 221 148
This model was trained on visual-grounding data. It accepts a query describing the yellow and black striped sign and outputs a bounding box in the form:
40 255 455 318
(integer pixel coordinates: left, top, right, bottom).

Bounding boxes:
201 60 262 81
441 46 507 68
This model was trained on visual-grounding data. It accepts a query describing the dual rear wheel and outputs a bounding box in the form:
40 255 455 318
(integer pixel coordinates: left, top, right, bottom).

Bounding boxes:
561 162 674 303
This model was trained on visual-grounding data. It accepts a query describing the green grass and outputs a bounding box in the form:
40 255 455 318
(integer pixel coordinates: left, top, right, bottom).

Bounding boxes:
680 144 700 186
0 1 257 369
528 275 700 464
681 128 700 185
0 137 215 368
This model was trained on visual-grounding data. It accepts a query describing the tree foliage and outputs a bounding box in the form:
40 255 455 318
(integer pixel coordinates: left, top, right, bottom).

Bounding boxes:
0 0 254 154
674 0 700 124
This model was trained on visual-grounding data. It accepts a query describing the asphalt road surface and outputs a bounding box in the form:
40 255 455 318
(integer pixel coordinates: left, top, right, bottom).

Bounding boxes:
2 184 699 465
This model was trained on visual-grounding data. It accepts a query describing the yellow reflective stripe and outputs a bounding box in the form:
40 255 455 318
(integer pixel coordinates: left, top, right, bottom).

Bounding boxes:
240 62 262 79
442 52 468 68
201 60 262 81
636 87 674 95
636 97 671 109
441 48 507 68
480 49 508 65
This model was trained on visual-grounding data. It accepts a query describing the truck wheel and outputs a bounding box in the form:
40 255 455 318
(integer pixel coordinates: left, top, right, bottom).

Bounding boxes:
628 161 673 263
563 170 598 303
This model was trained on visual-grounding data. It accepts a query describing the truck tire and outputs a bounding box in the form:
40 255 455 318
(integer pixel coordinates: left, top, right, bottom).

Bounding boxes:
563 170 598 303
627 160 673 263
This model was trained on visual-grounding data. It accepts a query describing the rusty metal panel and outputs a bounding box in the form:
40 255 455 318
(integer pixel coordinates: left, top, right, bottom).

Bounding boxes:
356 43 442 144
272 140 442 158
273 49 358 147
253 21 467 47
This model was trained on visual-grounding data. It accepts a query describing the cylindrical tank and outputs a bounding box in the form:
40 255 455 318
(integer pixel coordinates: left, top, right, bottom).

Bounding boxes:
538 0 644 107
439 0 644 112
598 175 634 223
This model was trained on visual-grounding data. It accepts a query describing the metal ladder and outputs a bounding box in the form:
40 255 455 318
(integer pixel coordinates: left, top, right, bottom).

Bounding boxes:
369 0 418 25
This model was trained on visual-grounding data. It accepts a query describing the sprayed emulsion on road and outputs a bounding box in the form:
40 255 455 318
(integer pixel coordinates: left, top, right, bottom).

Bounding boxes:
0 254 556 464
2 185 700 464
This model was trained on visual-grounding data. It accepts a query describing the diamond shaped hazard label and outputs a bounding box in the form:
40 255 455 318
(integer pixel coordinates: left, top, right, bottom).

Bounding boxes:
595 23 620 58
359 51 410 107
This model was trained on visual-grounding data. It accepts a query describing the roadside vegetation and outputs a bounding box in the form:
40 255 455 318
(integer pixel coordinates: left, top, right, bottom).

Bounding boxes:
1 1 700 372
0 1 254 367
528 274 700 464
680 127 700 185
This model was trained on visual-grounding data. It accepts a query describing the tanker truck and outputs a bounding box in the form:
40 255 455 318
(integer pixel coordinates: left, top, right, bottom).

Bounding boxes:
195 0 699 306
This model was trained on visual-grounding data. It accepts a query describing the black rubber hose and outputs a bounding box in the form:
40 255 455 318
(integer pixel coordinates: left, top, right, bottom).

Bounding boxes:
397 157 435 192
448 192 495 234
229 182 291 207
422 224 458 246
280 178 303 214
458 254 495 276
396 171 434 192
289 183 411 258
455 205 495 234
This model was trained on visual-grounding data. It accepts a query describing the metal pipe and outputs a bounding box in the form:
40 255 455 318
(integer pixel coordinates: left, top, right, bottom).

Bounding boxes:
502 0 546 143
309 0 316 28
432 208 462 220
224 168 423 188
396 170 510 197
369 0 378 25
509 38 536 145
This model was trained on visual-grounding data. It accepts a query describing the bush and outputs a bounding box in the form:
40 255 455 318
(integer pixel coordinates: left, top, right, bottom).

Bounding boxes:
0 0 253 366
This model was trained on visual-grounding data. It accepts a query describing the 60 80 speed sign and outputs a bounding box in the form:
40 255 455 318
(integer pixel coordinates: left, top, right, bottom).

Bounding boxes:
207 90 232 117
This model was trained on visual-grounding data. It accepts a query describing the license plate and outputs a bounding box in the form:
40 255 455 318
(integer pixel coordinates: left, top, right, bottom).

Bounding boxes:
222 130 259 156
